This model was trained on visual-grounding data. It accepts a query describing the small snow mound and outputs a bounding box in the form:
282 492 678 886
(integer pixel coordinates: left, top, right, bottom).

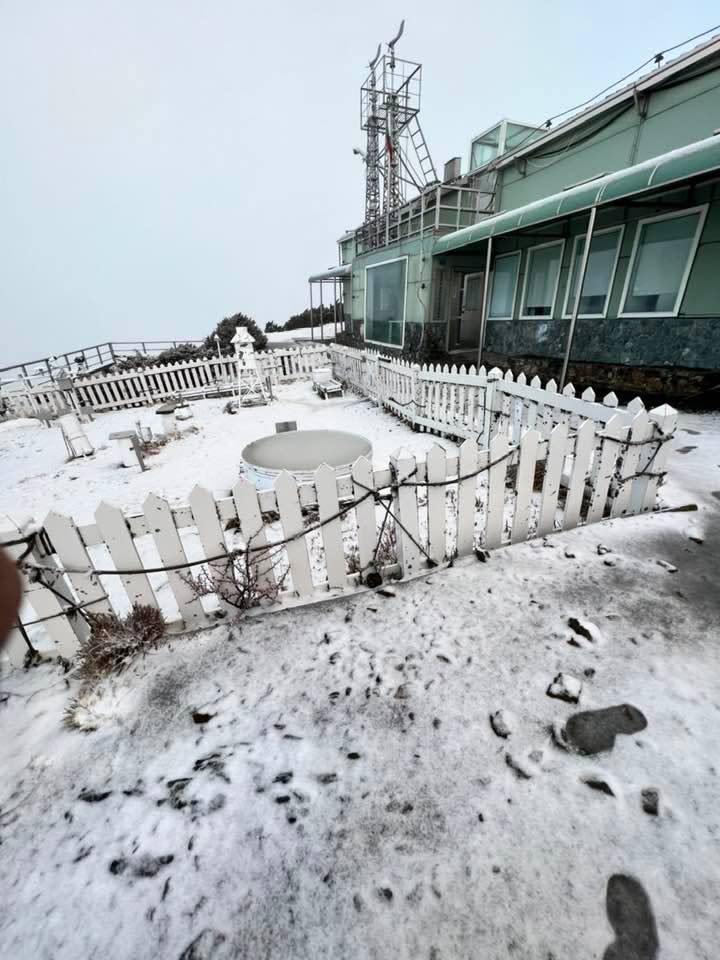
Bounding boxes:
546 672 582 703
489 709 514 739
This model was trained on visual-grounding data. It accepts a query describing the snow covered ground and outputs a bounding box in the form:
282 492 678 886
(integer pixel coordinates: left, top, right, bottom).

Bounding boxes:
1 381 457 527
1 408 719 958
265 326 327 344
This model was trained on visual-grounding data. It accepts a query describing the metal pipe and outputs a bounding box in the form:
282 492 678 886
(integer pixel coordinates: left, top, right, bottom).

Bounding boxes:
333 279 338 338
560 205 597 390
477 236 494 369
319 280 324 341
309 282 314 341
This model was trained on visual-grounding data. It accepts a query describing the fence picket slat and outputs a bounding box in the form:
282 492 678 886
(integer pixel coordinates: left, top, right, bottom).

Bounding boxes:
511 429 540 544
274 471 313 597
143 492 205 625
95 501 159 609
485 433 510 549
644 405 678 512
456 438 479 557
232 479 276 589
188 485 230 602
43 511 111 616
426 444 447 564
562 419 596 530
537 421 568 536
315 464 347 590
351 457 377 575
610 410 652 518
586 414 625 523
390 450 422 578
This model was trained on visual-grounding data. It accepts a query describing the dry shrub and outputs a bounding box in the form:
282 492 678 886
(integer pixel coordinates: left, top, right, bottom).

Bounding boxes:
186 552 286 613
77 604 167 684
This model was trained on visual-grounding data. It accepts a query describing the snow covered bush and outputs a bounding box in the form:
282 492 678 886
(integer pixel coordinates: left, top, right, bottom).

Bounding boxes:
77 605 167 684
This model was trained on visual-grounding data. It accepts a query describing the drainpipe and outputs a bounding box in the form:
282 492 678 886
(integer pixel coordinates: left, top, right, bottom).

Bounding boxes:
560 205 597 390
476 236 494 369
309 282 314 341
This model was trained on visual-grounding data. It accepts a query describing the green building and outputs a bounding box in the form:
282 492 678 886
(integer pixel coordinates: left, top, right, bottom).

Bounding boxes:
310 33 720 398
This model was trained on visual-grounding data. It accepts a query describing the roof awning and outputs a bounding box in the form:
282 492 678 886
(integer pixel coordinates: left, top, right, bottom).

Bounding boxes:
308 264 352 282
434 135 720 256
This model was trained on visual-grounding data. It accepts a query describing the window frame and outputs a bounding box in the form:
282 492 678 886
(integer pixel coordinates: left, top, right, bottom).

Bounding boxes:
562 225 625 320
618 204 708 319
487 251 521 322
519 239 566 321
363 255 409 349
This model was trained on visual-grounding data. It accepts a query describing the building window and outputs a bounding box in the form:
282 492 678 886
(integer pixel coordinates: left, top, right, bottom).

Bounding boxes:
520 240 564 319
488 252 520 320
364 257 407 347
470 126 501 170
563 227 623 318
620 206 707 316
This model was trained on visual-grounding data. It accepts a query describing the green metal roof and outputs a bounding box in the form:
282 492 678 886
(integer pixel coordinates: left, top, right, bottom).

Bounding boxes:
434 135 720 255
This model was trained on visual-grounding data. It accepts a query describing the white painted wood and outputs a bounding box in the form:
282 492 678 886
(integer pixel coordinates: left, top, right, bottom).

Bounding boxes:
426 444 447 564
485 432 511 549
611 410 652 518
627 396 645 414
188 484 230 604
95 501 160 609
315 463 347 590
644 405 678 511
233 478 276 589
351 456 377 574
456 438 479 557
511 429 540 544
274 471 313 597
43 511 111 616
562 419 596 530
390 449 422 578
143 492 205 625
25 582 79 657
586 414 625 523
538 421 569 536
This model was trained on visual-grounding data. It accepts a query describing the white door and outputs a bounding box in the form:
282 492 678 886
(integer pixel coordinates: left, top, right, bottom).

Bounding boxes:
457 272 485 349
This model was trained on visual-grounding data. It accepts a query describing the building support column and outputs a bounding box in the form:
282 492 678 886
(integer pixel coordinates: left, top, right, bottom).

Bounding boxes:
560 205 597 390
333 279 338 338
319 281 324 341
476 236 493 369
309 282 314 341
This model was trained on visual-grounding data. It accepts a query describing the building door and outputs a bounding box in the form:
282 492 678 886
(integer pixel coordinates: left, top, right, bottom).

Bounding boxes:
451 271 484 351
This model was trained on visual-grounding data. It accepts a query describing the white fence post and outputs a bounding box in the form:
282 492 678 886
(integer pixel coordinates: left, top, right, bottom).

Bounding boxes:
390 449 422 578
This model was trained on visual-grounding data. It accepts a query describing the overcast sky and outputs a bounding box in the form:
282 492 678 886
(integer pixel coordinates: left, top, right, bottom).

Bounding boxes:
1 1 717 365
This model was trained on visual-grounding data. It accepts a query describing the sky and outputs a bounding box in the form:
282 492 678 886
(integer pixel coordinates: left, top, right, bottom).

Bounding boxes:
1 1 718 366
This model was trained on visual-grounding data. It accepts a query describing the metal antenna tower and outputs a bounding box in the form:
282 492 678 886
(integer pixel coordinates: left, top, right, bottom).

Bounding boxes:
359 21 437 247
362 44 382 249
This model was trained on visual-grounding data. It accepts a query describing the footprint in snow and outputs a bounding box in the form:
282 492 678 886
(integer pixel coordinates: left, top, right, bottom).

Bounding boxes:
603 874 659 960
555 704 647 756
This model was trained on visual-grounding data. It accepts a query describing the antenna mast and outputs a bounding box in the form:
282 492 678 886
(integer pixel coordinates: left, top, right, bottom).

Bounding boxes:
358 21 437 249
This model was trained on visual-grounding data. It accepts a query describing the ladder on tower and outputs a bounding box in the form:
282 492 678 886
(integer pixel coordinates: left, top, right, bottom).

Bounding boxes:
407 116 438 186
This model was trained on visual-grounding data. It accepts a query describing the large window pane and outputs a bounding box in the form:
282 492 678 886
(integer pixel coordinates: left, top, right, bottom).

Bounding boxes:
522 243 563 318
489 253 520 319
470 127 500 170
565 229 621 317
365 258 407 346
623 211 703 314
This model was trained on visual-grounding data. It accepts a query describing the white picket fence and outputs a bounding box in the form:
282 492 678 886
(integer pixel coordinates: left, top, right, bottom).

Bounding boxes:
4 382 675 665
4 345 332 417
330 344 647 445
